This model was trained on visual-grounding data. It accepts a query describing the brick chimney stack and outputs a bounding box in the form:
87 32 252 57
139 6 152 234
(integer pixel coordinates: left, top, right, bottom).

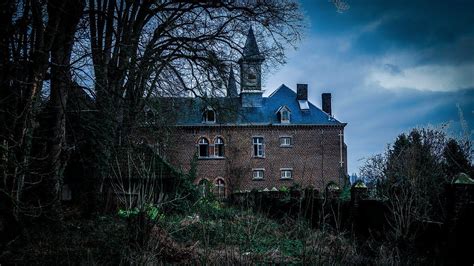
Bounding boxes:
322 93 332 116
297 84 308 100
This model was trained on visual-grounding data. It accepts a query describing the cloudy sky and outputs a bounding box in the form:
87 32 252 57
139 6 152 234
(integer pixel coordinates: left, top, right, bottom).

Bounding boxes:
264 0 474 174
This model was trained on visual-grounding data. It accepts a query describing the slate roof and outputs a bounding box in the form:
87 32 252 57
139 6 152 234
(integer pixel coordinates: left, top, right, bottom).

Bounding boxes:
241 28 264 60
158 84 344 127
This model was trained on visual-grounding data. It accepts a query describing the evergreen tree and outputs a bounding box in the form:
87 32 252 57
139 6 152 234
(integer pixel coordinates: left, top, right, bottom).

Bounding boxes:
443 138 472 179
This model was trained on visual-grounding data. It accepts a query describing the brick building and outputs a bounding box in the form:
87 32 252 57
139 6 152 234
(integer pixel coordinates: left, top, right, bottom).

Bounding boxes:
161 29 347 198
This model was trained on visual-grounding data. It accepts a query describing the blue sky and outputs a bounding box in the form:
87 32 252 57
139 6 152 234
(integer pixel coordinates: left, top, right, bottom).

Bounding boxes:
263 0 474 174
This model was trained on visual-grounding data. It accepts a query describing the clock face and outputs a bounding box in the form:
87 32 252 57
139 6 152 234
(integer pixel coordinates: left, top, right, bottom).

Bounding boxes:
247 65 257 84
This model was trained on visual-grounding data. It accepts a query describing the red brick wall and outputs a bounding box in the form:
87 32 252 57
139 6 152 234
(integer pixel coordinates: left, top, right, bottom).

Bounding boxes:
166 125 347 195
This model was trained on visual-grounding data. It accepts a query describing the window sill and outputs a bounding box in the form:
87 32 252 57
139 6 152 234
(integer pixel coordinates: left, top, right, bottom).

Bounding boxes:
198 157 226 160
280 178 293 180
252 156 266 159
280 145 293 148
252 178 264 181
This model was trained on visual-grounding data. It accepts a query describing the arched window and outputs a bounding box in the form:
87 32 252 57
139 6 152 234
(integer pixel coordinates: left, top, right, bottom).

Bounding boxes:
198 179 210 197
214 137 224 157
198 138 209 157
202 107 216 123
214 179 226 199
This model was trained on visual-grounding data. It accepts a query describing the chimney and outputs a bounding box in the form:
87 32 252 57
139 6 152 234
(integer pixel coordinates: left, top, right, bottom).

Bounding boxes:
322 93 332 116
297 84 308 100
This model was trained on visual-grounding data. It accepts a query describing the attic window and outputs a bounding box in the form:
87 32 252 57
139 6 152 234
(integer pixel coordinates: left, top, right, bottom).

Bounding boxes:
281 110 290 122
202 107 216 123
276 106 291 124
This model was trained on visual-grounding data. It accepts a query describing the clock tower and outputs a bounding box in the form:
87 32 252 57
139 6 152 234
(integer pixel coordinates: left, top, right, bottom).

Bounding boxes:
239 28 265 107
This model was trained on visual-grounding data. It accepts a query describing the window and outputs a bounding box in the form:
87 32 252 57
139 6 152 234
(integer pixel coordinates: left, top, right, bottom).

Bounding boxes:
214 137 224 157
202 108 216 123
198 179 210 197
198 138 209 157
214 179 226 199
276 106 291 124
280 137 292 147
280 169 293 179
281 110 290 122
253 137 265 157
252 169 264 180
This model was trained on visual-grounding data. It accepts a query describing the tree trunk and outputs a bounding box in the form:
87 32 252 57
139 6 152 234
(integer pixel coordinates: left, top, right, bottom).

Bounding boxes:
42 0 84 219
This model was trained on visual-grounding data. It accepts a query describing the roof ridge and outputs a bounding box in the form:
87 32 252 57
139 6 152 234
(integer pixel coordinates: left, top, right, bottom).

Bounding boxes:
268 84 291 98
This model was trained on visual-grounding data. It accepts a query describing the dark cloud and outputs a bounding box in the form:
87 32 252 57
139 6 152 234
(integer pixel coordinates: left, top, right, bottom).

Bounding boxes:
303 0 474 64
383 64 403 75
265 1 474 173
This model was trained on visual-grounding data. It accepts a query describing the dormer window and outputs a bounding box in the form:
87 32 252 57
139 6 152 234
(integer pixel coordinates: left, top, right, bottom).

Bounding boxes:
202 107 216 123
281 110 289 122
276 106 291 124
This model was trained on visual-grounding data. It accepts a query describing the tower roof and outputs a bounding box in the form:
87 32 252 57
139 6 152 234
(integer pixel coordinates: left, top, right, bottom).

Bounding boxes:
227 65 238 97
241 28 264 60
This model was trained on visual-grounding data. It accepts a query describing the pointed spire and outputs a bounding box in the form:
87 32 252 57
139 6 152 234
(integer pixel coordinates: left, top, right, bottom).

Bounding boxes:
242 27 264 60
227 65 238 97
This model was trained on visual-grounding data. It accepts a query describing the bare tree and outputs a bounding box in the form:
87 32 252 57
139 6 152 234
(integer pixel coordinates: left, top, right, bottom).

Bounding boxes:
0 0 303 220
360 127 452 244
0 0 84 220
83 0 304 144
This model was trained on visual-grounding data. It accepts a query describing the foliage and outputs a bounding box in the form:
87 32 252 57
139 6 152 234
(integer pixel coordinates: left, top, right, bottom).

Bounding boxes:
159 200 361 263
339 185 351 202
118 204 165 222
360 127 473 244
443 139 473 179
279 185 289 193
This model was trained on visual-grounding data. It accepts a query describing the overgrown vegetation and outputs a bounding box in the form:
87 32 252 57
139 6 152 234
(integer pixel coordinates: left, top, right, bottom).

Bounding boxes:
0 197 382 264
359 125 473 263
0 0 472 264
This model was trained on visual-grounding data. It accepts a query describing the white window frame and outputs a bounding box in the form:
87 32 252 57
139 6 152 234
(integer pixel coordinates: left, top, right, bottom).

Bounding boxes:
214 137 225 157
276 106 291 124
252 168 265 180
198 179 210 197
281 110 290 123
280 136 292 147
280 168 293 179
215 179 226 198
252 137 265 158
